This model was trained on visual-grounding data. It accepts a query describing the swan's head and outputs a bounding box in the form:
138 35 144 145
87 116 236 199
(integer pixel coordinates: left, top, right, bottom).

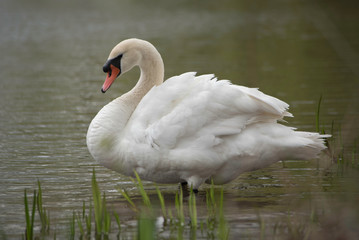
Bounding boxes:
101 38 159 93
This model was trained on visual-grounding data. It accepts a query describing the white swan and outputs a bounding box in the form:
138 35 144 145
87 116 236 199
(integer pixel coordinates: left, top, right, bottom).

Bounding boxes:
87 38 329 190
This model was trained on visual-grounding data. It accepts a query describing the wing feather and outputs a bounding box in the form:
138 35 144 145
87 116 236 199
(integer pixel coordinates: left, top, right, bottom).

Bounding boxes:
125 73 292 151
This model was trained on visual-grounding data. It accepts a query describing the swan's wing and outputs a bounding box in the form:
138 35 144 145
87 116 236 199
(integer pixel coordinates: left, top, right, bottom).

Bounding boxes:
125 72 291 151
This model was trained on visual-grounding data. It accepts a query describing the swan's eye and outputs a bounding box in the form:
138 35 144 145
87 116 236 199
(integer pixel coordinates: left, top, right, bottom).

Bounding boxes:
111 54 123 70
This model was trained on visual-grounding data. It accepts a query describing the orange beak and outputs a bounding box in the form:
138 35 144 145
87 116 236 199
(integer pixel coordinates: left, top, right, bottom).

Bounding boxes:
101 64 121 93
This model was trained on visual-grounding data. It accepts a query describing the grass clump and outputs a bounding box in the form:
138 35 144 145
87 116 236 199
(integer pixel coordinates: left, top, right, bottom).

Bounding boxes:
24 189 36 240
91 168 111 239
24 180 51 240
20 169 232 239
36 180 49 234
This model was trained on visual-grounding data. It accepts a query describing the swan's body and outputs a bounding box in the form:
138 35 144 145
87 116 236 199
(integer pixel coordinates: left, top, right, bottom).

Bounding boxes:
87 38 329 189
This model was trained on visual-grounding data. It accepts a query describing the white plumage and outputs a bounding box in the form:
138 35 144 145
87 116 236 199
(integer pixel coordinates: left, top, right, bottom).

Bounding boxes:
87 39 329 189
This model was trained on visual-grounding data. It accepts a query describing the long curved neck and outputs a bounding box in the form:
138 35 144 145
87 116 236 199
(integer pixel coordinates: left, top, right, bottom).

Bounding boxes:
87 45 164 166
122 49 164 110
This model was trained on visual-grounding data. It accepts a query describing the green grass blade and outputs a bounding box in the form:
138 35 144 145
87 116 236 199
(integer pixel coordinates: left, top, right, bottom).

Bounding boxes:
118 188 138 212
37 180 49 233
176 187 184 226
82 201 85 219
28 190 37 240
24 189 32 240
206 180 216 218
134 171 151 209
85 200 92 236
37 180 43 216
175 189 185 240
92 168 103 235
316 95 322 133
189 187 197 229
76 213 84 237
114 211 121 237
137 211 156 240
218 188 229 240
69 211 75 240
156 186 167 221
102 192 111 234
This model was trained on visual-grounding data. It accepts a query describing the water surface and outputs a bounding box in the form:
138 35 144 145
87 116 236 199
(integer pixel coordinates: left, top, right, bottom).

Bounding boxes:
0 0 358 238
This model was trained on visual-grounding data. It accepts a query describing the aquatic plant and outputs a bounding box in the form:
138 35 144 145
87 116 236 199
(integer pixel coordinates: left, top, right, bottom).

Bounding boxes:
134 171 152 209
156 186 167 222
91 168 111 238
36 180 50 234
316 95 322 133
24 189 36 240
188 186 197 229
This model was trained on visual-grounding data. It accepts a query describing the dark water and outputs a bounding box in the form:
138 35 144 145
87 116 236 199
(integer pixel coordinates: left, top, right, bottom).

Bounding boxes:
1 0 358 238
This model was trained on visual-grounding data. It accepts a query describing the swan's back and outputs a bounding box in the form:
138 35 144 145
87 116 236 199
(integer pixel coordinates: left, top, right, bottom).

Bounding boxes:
127 72 291 148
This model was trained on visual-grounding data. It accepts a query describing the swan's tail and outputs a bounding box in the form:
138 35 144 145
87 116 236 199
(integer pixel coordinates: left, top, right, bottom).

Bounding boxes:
288 131 331 160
